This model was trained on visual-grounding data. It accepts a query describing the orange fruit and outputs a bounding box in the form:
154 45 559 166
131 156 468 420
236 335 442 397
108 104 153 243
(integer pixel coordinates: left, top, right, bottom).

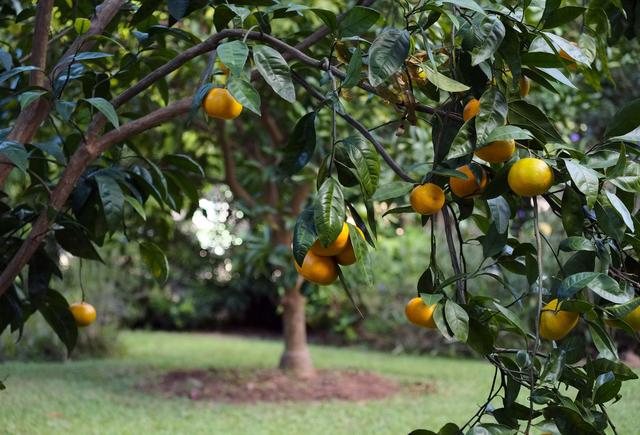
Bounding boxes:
539 299 579 341
294 251 338 285
519 76 530 97
405 297 437 329
449 165 487 198
474 139 515 163
69 302 97 327
202 88 243 120
410 183 445 215
335 226 365 266
608 306 640 330
311 223 350 256
508 158 554 197
463 98 480 122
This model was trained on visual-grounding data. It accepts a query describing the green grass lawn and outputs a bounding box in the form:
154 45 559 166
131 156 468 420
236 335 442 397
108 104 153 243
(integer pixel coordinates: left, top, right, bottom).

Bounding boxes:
1 331 638 435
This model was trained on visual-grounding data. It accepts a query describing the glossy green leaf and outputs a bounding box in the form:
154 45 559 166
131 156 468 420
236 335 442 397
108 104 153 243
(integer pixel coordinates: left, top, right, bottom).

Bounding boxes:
217 40 249 76
445 300 469 342
82 97 119 128
227 77 261 115
471 15 505 66
0 140 27 173
508 100 562 143
292 207 317 266
604 98 640 138
36 289 77 355
139 241 169 284
564 159 600 207
313 178 346 246
368 28 410 87
604 190 634 231
339 6 379 37
253 45 295 102
280 112 316 175
95 174 124 232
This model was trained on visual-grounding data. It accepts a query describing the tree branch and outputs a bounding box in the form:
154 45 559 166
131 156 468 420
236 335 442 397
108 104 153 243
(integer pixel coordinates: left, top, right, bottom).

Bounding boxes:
0 0 126 188
292 71 416 183
29 0 55 88
0 98 192 296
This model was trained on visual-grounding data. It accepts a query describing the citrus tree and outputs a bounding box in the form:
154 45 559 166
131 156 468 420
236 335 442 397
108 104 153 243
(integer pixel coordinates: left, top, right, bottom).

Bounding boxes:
1 0 640 433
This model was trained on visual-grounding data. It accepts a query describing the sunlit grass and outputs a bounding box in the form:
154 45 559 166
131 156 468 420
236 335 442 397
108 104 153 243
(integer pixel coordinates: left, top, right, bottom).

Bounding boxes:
1 331 637 434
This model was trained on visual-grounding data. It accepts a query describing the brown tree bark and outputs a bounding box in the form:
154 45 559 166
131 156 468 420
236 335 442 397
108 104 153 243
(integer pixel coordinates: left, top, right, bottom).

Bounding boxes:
279 276 316 378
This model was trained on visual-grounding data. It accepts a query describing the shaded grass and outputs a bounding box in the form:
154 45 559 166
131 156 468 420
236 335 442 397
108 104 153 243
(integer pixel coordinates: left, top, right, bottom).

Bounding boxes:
1 331 638 434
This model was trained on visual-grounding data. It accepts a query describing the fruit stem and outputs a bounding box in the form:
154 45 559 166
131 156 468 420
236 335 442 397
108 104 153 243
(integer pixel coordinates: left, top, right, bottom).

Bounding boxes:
442 207 466 304
525 196 545 434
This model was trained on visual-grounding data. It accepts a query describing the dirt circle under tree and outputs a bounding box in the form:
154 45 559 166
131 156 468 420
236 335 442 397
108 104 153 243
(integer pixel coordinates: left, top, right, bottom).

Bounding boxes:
142 368 432 403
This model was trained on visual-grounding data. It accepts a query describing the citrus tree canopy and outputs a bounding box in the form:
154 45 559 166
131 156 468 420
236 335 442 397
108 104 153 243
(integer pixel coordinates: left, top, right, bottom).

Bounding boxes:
1 0 639 433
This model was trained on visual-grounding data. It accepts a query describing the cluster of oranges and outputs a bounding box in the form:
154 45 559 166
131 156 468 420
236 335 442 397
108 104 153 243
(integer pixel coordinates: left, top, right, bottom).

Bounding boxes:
408 96 555 219
294 223 364 285
406 296 640 339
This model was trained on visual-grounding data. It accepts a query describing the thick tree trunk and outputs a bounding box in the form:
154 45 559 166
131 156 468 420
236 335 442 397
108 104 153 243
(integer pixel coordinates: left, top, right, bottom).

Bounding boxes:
278 276 316 378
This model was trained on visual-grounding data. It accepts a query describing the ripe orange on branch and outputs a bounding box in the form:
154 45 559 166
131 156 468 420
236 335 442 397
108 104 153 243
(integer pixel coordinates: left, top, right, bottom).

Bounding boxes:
508 157 554 196
294 251 338 285
539 299 579 341
449 165 487 198
405 297 437 329
463 98 480 122
474 139 515 163
311 223 350 256
202 88 243 120
410 183 445 215
69 302 97 327
335 226 365 266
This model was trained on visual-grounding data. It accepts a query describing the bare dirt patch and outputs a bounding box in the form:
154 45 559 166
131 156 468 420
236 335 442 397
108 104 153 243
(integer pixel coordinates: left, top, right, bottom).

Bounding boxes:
142 368 428 403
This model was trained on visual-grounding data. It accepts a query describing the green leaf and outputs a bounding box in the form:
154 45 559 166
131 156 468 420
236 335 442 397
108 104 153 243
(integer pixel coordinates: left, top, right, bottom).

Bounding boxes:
310 9 337 32
37 289 77 355
476 88 507 145
445 300 469 342
252 45 295 103
440 0 485 15
217 40 249 76
338 135 380 198
314 178 346 246
604 98 640 138
82 97 119 128
167 0 189 19
593 371 621 404
280 112 316 175
0 65 40 85
0 140 28 173
339 6 380 37
18 90 47 109
347 223 373 289
370 181 413 201
543 6 586 29
470 15 505 66
227 77 261 115
483 125 532 144
124 196 146 220
342 48 362 88
559 272 630 303
559 237 595 252
561 186 584 236
541 349 566 384
55 228 103 261
508 100 562 143
292 207 317 266
161 153 204 177
604 190 635 232
95 174 124 232
609 176 640 192
564 159 600 207
420 64 470 92
487 196 510 234
368 28 410 87
139 241 169 284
